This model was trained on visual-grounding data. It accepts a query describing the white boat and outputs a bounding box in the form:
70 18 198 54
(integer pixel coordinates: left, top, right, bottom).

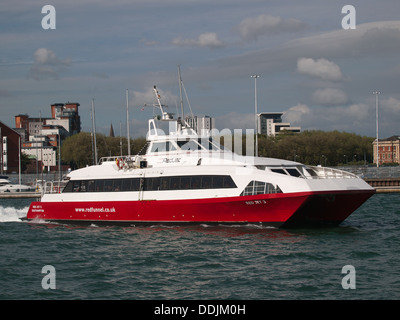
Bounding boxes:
0 175 34 193
26 86 375 227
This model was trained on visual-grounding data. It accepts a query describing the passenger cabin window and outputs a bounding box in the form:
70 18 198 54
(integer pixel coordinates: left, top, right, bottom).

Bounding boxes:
63 175 237 193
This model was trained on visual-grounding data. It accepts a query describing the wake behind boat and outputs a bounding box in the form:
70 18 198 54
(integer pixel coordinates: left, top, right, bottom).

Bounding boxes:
25 85 375 227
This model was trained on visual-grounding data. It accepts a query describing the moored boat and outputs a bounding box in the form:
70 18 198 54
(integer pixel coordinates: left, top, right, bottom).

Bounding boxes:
0 175 34 193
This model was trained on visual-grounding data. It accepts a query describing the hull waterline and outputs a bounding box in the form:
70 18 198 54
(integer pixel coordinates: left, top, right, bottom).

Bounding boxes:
25 189 375 228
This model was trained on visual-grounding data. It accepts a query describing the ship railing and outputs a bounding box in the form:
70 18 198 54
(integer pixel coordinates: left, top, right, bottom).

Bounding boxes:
308 166 358 179
43 181 68 194
99 155 137 164
99 155 148 169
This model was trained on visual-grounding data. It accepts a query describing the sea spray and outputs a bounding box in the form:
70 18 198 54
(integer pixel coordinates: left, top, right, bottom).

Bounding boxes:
0 205 29 222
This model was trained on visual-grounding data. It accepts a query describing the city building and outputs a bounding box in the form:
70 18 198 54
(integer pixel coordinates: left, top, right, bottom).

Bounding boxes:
49 102 81 134
373 136 400 165
14 102 81 172
185 115 215 134
0 121 22 174
16 102 81 137
257 112 301 136
22 146 56 170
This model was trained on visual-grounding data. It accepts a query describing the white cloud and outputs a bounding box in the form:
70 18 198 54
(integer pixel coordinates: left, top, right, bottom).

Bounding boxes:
28 48 71 80
312 88 348 105
339 103 369 122
33 48 71 66
289 21 400 59
283 104 311 124
381 97 400 113
238 14 306 41
297 58 343 81
215 111 254 131
283 102 370 133
171 32 225 49
131 86 178 108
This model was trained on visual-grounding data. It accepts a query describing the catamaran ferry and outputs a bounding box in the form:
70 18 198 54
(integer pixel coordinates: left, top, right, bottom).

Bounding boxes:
25 86 375 227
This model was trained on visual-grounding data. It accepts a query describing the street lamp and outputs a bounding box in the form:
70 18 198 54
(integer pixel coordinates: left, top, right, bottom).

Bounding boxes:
373 91 380 167
251 75 260 157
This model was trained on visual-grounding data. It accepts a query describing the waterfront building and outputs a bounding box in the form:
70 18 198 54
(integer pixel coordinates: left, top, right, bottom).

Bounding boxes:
257 112 301 136
0 121 22 173
373 136 400 165
184 115 215 134
14 102 81 172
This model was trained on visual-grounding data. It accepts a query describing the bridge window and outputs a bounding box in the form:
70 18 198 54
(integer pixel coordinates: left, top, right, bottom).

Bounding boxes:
150 141 176 153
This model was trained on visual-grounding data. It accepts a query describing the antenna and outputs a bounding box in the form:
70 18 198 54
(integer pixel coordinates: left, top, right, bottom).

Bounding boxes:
126 89 131 156
153 85 174 120
178 65 184 119
91 99 98 165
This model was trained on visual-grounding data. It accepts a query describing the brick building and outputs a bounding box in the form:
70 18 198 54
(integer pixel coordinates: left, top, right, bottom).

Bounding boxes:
14 102 81 171
373 136 400 165
0 121 22 173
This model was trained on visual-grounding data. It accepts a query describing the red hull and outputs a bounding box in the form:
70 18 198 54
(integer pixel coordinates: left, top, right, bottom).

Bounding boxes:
26 189 375 227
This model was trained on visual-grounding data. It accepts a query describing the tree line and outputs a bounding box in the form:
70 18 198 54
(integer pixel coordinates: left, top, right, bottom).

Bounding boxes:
61 130 374 169
256 130 374 166
61 132 146 169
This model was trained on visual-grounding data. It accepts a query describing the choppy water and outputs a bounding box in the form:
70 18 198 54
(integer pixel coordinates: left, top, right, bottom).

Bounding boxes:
0 194 400 300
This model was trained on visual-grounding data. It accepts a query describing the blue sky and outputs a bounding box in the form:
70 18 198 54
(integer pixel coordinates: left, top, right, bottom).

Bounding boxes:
1 0 400 138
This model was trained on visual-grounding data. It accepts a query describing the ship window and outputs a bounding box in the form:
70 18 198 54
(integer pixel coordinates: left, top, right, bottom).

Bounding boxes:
131 178 140 191
181 176 191 189
198 138 220 151
144 177 161 191
170 177 181 189
286 168 302 178
212 176 224 188
121 178 131 191
103 179 113 192
177 140 202 151
113 179 122 191
95 179 104 192
254 181 266 194
306 168 318 177
71 181 79 192
87 180 95 192
159 177 170 190
150 141 176 153
63 181 73 192
79 180 88 192
201 176 212 189
62 175 237 193
240 180 282 196
271 168 287 175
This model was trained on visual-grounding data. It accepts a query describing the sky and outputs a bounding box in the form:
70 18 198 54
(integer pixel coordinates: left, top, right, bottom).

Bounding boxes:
1 0 400 139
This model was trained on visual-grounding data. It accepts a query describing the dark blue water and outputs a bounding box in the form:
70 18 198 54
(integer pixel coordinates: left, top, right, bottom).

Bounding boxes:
0 193 399 300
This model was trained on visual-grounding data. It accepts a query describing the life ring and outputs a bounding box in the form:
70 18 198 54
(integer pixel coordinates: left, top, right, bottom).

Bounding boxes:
118 158 124 170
